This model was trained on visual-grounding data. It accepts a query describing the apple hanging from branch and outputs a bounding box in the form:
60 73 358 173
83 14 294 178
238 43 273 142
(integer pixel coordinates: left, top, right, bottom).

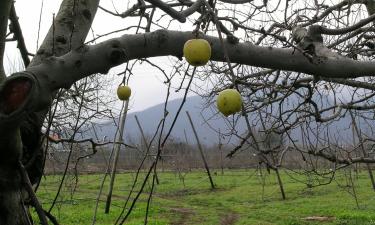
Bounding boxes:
117 85 131 101
216 89 242 117
183 38 211 66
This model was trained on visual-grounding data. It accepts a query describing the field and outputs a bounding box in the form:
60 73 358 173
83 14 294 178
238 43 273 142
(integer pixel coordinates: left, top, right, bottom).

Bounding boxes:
34 169 375 225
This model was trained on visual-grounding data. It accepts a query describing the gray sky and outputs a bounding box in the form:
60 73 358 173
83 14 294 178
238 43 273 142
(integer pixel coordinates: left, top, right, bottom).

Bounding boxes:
4 0 200 114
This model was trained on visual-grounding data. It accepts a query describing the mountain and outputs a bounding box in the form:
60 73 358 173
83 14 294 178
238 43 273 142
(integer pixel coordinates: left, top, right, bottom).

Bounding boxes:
86 94 370 147
89 95 247 146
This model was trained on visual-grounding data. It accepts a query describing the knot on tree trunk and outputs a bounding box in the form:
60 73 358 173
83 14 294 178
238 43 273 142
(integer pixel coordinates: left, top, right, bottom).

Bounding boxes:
0 72 52 121
0 75 32 115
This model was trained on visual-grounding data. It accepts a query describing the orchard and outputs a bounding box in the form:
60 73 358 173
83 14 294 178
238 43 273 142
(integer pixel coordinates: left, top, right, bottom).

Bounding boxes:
1 0 375 224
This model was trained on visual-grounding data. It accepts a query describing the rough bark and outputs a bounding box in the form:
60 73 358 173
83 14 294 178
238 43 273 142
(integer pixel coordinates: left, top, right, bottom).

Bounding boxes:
30 0 100 66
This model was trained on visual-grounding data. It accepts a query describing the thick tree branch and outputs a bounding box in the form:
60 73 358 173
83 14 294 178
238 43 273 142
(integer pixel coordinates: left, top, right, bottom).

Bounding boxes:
23 0 100 129
144 0 203 22
100 0 203 20
0 0 12 81
294 76 375 90
307 148 375 164
30 0 100 66
1 29 373 125
9 3 30 67
218 0 253 4
318 12 375 35
145 0 187 22
25 29 375 93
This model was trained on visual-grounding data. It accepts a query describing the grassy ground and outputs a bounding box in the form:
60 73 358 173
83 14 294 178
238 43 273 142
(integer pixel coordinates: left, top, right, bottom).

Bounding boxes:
33 169 375 225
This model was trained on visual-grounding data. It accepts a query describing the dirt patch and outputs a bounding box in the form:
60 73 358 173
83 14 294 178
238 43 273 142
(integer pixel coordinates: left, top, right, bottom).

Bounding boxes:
220 212 240 225
160 187 227 199
303 216 335 222
170 207 194 225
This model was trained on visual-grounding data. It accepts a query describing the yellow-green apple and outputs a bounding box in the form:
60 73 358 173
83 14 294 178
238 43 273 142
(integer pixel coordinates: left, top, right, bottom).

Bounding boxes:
216 89 242 116
117 85 131 101
183 39 211 66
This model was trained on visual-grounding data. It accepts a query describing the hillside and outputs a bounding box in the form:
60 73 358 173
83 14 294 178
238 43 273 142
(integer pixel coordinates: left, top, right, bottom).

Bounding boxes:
90 95 247 146
87 94 368 147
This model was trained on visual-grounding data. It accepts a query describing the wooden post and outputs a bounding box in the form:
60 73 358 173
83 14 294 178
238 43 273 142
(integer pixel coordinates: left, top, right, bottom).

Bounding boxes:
105 100 129 213
349 110 375 190
351 114 359 177
258 112 286 200
275 167 286 200
134 115 159 184
219 129 224 175
186 111 215 189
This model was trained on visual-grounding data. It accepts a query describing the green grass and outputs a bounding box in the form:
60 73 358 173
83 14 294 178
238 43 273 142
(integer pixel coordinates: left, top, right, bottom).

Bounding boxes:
33 169 375 225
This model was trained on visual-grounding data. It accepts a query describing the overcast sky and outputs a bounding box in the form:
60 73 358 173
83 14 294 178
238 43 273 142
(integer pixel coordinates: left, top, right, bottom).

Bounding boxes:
4 0 201 114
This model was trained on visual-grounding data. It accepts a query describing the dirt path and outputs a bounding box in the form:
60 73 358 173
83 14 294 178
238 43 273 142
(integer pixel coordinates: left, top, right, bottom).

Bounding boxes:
170 207 194 225
220 212 239 225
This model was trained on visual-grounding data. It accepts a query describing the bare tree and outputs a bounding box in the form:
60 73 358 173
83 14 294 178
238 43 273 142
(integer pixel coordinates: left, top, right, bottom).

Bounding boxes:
2 0 375 224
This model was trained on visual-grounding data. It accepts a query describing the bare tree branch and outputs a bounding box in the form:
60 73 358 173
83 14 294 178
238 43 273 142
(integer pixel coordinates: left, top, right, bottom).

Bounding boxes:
144 0 203 22
9 3 30 67
0 0 12 81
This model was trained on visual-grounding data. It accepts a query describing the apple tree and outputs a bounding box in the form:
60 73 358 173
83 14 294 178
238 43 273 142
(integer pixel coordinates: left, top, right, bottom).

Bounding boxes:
1 0 375 224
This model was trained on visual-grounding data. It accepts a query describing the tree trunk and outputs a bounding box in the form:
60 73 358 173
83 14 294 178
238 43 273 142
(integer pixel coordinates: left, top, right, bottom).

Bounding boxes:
0 191 30 225
0 125 28 224
0 0 99 224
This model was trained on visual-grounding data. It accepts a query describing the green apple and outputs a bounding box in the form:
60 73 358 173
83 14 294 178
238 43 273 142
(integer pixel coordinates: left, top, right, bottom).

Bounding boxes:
216 89 242 116
183 39 211 66
117 85 131 101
